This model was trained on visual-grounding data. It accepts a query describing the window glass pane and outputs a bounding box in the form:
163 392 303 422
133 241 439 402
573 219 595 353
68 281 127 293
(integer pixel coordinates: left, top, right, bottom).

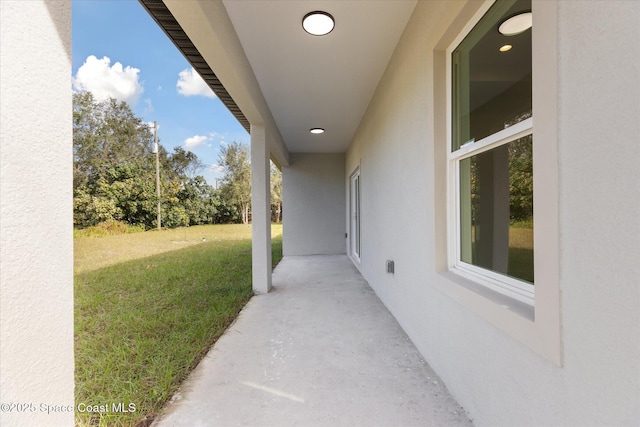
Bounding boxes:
452 0 532 151
459 135 533 283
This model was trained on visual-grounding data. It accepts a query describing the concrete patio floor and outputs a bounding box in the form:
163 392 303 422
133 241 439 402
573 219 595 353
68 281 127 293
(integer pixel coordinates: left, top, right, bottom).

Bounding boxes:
153 255 472 427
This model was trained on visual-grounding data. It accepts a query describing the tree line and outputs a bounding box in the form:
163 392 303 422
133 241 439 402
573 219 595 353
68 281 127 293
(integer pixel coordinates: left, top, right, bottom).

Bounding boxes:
73 92 282 229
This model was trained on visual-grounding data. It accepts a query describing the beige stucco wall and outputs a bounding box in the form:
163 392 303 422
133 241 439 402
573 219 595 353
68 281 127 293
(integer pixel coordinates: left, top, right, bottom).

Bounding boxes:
0 1 75 426
346 0 639 425
283 153 346 256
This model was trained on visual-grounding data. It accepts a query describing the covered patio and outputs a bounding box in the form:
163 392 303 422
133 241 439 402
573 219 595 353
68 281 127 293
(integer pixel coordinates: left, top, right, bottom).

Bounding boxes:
4 0 638 425
153 255 471 426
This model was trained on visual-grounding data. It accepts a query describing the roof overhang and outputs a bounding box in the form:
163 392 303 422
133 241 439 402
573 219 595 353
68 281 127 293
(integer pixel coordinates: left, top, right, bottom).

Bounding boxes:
140 0 417 156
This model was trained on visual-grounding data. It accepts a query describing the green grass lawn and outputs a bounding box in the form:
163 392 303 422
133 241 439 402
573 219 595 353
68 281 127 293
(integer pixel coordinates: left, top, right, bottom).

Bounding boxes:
74 224 282 427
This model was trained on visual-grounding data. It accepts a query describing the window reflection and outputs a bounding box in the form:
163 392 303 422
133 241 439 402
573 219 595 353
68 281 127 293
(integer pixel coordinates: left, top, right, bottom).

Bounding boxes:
452 0 532 151
460 135 533 283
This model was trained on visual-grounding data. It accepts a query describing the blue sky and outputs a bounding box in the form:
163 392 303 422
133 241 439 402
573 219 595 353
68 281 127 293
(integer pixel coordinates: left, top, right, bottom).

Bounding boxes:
72 0 249 185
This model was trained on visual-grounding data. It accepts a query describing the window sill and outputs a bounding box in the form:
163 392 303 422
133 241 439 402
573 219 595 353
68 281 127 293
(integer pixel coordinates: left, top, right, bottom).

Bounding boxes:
439 270 534 321
432 271 558 361
434 269 560 366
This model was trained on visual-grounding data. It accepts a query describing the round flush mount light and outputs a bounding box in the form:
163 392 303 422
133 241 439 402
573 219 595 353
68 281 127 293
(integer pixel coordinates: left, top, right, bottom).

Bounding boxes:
302 11 335 36
310 128 325 134
499 44 513 52
498 12 532 36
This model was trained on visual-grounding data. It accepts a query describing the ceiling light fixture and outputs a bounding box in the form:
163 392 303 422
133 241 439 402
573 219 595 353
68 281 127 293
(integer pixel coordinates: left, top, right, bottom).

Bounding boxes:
310 128 325 134
499 44 513 52
498 12 532 36
302 11 335 36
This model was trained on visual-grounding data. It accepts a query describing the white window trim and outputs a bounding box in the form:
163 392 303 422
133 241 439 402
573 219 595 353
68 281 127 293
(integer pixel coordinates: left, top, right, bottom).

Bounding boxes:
348 165 362 268
447 0 535 305
435 0 561 366
449 119 535 305
448 117 532 162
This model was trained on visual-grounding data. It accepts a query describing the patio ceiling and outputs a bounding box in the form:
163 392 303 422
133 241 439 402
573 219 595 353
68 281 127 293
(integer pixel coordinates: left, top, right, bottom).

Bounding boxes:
141 0 417 154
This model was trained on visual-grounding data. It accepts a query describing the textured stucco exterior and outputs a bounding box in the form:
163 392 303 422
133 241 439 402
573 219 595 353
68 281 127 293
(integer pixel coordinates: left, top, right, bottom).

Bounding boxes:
283 153 346 256
251 124 273 293
0 1 75 426
346 1 639 426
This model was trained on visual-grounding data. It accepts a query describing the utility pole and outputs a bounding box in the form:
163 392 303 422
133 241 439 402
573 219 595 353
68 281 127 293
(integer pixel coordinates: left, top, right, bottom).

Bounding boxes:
153 121 161 230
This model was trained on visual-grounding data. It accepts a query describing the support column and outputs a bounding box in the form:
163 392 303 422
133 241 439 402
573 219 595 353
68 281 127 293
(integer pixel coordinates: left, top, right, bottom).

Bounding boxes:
250 124 272 293
1 2 75 426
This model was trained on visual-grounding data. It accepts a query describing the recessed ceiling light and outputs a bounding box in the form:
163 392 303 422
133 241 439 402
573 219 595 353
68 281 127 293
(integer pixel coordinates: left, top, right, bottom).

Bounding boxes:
302 11 335 36
499 44 513 52
310 128 325 134
498 12 532 36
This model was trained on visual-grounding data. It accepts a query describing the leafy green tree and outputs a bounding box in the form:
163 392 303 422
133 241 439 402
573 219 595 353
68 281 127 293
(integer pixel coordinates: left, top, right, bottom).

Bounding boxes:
211 189 239 224
180 176 218 225
73 188 121 226
218 141 251 224
169 146 205 179
73 92 157 228
73 92 154 185
73 92 102 192
508 136 533 222
270 163 282 223
100 161 157 226
73 92 218 229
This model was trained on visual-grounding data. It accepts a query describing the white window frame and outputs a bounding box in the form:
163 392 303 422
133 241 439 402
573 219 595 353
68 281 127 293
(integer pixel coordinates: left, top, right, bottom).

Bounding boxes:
450 124 535 305
436 0 561 366
349 167 361 264
447 0 534 305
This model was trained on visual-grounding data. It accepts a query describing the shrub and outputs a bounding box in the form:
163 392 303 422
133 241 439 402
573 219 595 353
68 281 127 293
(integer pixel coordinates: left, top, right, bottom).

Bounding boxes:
74 220 145 237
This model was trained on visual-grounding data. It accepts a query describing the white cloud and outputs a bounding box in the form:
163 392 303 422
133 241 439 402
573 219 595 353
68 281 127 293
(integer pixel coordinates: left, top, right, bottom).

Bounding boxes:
72 55 144 106
184 135 208 148
210 164 225 173
142 98 154 115
177 68 216 98
208 131 228 147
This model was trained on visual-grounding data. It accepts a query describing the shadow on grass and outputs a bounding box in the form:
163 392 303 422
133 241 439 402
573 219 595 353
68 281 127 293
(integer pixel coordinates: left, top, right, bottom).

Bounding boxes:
75 235 282 427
